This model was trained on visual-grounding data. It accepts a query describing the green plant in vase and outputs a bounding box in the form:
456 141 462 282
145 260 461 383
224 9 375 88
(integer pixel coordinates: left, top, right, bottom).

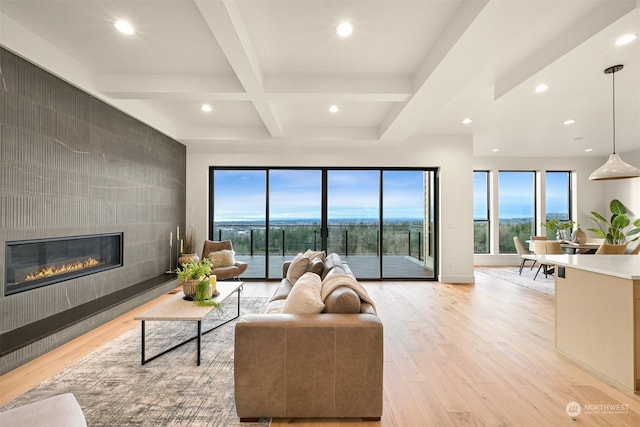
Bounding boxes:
588 199 640 245
176 259 212 299
540 218 576 241
194 279 223 308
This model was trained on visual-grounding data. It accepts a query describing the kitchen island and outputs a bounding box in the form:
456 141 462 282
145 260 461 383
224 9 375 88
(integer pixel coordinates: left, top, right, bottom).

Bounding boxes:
531 254 640 394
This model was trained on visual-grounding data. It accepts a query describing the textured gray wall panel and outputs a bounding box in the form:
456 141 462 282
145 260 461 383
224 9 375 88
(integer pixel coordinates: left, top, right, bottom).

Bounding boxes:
0 47 186 373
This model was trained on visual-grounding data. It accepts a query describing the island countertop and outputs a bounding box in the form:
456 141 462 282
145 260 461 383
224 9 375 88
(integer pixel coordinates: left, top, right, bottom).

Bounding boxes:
530 254 640 280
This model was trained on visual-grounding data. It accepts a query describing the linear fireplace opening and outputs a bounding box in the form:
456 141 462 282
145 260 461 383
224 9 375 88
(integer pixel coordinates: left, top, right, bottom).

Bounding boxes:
5 233 123 296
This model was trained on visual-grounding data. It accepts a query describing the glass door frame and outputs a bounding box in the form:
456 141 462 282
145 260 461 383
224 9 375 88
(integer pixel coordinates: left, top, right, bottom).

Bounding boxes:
209 166 439 280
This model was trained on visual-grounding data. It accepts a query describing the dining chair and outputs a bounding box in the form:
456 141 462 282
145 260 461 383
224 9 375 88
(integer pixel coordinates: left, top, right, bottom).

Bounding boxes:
513 236 536 274
595 243 627 255
533 241 562 280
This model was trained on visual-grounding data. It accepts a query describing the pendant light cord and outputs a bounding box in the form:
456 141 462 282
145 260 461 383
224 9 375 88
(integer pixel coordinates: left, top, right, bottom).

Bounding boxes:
612 69 616 154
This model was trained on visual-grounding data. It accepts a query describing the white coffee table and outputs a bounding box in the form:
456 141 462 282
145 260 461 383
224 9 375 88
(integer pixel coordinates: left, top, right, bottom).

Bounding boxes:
134 281 243 366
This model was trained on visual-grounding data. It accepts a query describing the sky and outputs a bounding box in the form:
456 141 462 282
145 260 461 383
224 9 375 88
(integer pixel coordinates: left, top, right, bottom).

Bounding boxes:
474 171 570 220
213 169 427 222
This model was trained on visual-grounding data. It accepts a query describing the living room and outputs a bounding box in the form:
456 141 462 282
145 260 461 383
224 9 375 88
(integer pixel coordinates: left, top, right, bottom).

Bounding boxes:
2 1 640 425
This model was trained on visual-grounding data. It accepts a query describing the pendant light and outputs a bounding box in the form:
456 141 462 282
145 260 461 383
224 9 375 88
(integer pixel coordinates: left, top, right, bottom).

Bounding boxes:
589 65 640 181
590 64 640 180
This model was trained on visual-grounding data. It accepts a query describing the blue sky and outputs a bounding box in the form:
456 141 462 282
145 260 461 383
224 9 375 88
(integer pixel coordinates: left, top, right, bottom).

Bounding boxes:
213 170 425 222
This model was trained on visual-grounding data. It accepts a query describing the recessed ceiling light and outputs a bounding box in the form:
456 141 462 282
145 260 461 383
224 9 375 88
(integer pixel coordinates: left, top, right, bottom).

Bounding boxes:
535 84 549 93
461 118 472 124
492 148 500 152
563 119 575 125
616 34 637 46
585 148 593 152
201 104 212 113
329 105 339 113
114 20 135 35
336 22 353 38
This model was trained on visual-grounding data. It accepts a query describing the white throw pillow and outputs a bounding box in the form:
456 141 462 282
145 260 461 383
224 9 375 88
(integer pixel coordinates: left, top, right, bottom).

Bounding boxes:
281 272 325 314
208 249 235 268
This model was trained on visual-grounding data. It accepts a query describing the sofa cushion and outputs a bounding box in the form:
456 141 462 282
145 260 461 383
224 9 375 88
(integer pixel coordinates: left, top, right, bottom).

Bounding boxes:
286 253 310 285
281 272 324 314
323 285 361 314
265 299 286 314
322 253 343 278
306 257 325 276
270 280 294 302
208 249 235 268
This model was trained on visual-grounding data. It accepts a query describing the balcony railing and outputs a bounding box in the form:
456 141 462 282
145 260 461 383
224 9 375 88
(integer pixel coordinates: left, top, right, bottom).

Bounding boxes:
213 223 424 261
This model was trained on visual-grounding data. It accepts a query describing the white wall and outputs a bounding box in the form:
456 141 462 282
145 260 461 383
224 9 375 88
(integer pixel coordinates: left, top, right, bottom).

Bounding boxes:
602 149 640 217
186 135 475 283
473 155 608 266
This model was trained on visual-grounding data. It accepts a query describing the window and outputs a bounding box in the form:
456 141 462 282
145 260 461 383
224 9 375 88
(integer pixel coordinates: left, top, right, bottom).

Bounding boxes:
210 167 437 280
473 171 490 253
545 171 572 240
498 171 535 253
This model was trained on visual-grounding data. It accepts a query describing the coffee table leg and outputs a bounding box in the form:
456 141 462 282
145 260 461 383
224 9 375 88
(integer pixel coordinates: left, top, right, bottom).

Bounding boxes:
197 320 202 366
141 320 146 365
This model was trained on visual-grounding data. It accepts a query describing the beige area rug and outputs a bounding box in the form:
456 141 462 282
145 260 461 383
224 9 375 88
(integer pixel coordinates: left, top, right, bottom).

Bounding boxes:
1 296 270 427
476 265 555 296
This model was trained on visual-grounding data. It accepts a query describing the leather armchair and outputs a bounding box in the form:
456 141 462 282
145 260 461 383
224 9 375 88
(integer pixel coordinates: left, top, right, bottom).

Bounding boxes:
201 240 248 280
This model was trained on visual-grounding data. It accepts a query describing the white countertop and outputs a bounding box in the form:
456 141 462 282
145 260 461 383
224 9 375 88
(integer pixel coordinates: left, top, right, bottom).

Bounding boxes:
530 254 640 280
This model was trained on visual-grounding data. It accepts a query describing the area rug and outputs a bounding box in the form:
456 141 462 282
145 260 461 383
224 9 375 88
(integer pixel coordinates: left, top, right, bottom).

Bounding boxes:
1 296 270 427
476 266 555 296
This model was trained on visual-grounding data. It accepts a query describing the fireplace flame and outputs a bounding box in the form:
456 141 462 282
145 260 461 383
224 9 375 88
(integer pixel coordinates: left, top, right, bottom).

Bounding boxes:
25 257 100 281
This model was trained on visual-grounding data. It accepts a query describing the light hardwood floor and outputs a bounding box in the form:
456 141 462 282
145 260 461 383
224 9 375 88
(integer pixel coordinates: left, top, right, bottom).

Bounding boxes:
3 272 640 426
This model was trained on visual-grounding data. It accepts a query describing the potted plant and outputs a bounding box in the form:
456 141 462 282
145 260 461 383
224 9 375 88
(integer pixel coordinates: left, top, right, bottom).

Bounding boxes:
588 199 640 246
540 218 576 241
194 279 223 308
178 229 200 265
176 259 212 299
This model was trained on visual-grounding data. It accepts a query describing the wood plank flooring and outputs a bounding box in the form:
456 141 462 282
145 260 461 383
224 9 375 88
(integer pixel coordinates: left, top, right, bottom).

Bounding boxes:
3 272 640 426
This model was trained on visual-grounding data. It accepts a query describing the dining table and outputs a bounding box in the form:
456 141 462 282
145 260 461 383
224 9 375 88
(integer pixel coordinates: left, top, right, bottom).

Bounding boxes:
526 240 602 254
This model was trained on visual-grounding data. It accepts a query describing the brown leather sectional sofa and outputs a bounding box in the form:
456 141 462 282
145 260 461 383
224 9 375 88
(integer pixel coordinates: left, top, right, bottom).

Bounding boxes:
234 253 383 422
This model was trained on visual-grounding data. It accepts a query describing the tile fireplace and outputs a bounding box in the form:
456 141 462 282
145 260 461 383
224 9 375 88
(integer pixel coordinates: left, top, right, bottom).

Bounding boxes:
5 233 123 296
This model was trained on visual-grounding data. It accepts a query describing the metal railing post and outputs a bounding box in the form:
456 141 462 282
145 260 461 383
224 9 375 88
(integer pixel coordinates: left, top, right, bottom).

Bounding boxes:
345 229 349 256
282 229 285 256
250 229 254 256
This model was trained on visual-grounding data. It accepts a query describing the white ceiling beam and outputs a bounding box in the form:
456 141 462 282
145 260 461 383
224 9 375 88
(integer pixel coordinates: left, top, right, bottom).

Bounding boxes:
264 75 411 102
379 0 489 142
95 74 248 100
178 125 377 143
494 0 637 100
177 125 271 141
194 0 283 137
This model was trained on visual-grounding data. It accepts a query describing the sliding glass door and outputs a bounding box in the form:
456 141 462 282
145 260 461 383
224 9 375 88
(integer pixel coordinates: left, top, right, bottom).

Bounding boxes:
211 170 266 278
268 170 322 279
327 170 380 278
210 167 437 280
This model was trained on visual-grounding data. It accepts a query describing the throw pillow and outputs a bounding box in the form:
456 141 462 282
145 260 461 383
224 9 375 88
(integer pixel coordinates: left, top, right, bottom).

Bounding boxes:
303 249 326 261
281 272 324 314
306 257 324 276
208 249 235 268
286 253 310 285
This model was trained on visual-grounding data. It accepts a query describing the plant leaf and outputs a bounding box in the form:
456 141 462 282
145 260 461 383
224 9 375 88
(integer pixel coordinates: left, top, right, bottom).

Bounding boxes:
611 214 630 229
610 199 627 215
589 211 607 223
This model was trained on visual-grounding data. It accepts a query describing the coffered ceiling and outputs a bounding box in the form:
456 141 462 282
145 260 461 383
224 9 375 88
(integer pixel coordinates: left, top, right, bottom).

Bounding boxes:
1 0 639 157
